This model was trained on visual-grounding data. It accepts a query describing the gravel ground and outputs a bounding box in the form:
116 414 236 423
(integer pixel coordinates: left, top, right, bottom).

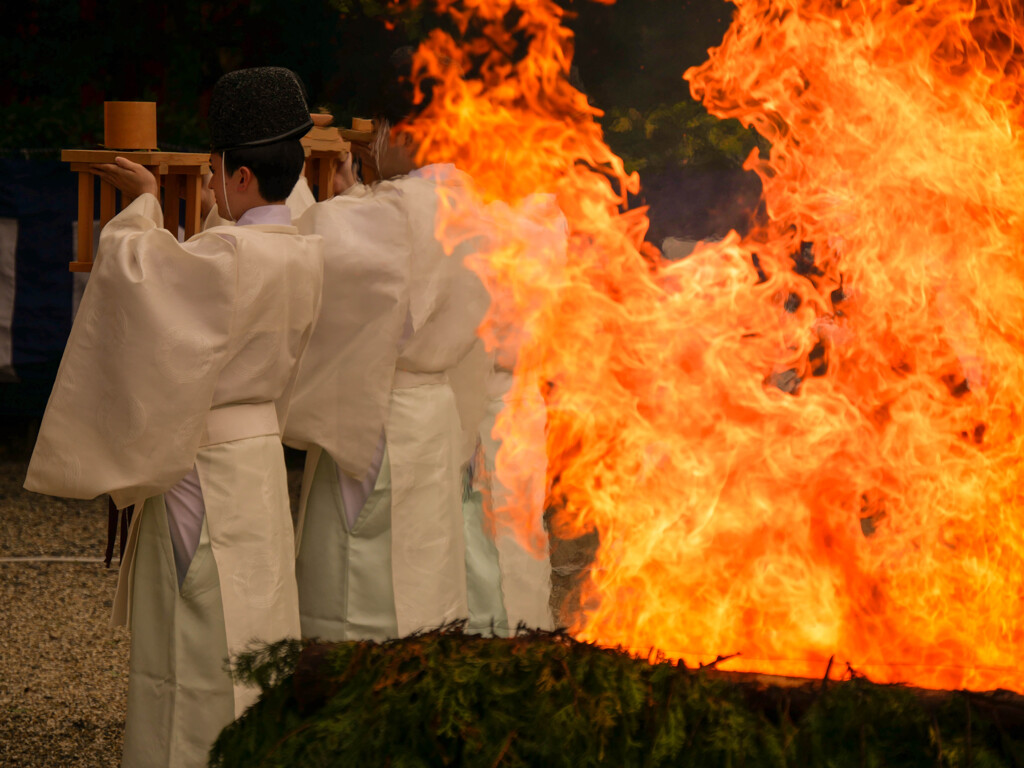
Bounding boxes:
0 459 128 768
0 451 309 768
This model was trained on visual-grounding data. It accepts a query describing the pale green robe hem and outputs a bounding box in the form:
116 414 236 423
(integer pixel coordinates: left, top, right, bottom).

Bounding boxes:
462 477 510 636
296 380 475 639
477 382 554 631
296 445 398 641
386 381 469 633
295 439 509 641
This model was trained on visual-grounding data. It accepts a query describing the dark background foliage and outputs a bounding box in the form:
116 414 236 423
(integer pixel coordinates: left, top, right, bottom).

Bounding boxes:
2 0 757 174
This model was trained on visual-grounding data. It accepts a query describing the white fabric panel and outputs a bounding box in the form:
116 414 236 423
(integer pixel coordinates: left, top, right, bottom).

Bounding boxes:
163 465 206 588
337 430 387 529
0 218 16 382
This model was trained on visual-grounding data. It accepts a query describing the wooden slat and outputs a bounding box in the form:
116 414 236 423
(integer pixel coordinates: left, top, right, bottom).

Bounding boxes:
99 179 117 227
76 172 95 269
63 149 210 166
143 168 162 221
183 174 202 240
65 148 211 271
318 155 333 202
164 165 208 175
162 174 181 235
69 161 210 175
304 157 317 193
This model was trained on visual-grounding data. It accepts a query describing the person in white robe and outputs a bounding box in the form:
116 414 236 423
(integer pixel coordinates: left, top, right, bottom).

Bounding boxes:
24 67 324 768
459 356 555 633
283 108 530 639
448 194 568 635
287 58 564 634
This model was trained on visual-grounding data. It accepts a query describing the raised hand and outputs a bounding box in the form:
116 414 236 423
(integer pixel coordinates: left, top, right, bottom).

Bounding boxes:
91 156 160 202
333 152 357 196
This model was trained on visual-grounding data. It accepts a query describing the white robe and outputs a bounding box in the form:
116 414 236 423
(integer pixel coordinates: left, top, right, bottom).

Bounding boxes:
288 167 498 639
286 182 412 478
25 195 324 767
473 366 554 631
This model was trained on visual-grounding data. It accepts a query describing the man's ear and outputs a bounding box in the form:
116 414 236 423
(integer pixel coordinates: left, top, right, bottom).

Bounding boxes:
236 166 255 192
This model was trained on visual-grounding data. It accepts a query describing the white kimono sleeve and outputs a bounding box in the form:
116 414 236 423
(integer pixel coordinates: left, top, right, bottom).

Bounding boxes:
25 193 238 508
285 188 412 478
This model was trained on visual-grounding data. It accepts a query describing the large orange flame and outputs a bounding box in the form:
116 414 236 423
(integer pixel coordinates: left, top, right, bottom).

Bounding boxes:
405 0 1024 691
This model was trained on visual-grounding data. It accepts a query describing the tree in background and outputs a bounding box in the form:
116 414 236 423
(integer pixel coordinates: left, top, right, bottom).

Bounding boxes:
2 0 405 151
3 0 755 161
566 0 766 174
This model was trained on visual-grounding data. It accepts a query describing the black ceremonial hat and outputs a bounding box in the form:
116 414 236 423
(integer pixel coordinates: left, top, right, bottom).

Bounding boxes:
209 67 313 151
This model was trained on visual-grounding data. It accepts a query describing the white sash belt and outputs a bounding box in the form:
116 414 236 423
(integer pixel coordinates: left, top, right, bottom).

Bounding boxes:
200 402 279 447
392 370 448 389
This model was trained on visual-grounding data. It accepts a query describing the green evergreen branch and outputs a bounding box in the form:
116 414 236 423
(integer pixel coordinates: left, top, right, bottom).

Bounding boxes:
210 626 1024 767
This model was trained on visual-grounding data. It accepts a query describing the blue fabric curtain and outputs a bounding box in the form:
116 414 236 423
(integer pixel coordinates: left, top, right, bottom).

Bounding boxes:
0 158 78 416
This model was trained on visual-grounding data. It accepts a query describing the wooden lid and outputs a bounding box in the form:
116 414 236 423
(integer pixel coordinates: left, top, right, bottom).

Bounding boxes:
339 117 376 143
302 125 351 155
301 112 350 156
103 102 158 150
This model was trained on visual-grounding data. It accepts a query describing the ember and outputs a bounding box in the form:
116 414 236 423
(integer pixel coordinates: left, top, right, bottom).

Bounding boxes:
406 0 1024 691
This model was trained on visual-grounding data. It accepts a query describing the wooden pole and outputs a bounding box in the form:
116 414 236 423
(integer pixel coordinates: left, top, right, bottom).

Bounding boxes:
183 173 202 239
303 154 316 193
73 172 95 272
162 174 181 234
99 179 117 227
317 155 334 201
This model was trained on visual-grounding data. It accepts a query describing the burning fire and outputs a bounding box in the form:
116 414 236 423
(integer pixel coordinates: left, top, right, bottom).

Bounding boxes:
404 0 1024 691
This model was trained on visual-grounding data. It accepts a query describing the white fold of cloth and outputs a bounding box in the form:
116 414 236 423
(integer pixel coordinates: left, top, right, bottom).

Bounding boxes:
164 466 205 588
337 430 387 529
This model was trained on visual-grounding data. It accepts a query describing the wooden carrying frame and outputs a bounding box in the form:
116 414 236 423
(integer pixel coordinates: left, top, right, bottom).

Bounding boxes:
66 108 363 270
339 117 379 185
64 149 210 272
301 113 351 201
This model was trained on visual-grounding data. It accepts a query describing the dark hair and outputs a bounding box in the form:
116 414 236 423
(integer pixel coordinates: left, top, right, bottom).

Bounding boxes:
222 139 306 202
